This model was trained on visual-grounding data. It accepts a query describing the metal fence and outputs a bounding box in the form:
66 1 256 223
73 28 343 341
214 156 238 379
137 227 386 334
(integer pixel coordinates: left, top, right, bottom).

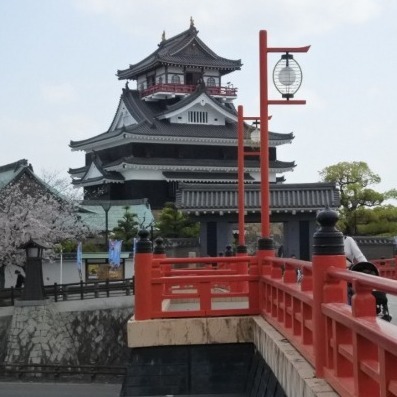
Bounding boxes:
0 277 134 307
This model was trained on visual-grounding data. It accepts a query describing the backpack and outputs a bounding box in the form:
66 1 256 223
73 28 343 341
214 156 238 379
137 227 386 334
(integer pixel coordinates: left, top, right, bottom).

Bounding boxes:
348 261 392 322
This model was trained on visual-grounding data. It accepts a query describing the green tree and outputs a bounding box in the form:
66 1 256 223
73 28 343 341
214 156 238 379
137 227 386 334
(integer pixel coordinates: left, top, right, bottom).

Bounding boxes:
319 161 397 235
111 206 139 246
157 202 199 238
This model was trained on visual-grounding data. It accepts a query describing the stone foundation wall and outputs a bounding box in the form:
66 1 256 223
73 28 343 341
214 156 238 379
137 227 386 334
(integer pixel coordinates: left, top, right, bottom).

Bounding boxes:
1 297 133 366
0 311 12 362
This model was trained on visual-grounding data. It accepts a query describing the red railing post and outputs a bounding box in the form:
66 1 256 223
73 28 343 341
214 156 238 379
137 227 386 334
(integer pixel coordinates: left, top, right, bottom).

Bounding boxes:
257 237 274 276
312 208 347 378
153 237 167 274
256 237 275 316
134 229 153 320
152 237 167 307
236 245 249 293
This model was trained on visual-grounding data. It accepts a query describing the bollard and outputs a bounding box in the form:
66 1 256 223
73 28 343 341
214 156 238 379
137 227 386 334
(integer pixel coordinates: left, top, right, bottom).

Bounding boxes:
312 208 346 377
134 229 153 320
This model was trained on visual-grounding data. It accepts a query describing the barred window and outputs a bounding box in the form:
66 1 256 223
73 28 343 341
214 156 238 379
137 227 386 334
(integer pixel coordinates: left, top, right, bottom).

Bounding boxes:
188 111 208 124
207 77 216 86
171 75 181 84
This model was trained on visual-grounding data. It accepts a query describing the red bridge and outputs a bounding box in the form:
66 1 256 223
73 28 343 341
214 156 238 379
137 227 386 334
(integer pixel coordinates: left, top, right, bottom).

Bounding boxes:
128 210 397 397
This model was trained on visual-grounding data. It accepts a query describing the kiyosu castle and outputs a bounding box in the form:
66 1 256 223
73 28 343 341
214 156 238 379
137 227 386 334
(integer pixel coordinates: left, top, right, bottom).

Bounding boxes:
69 19 338 259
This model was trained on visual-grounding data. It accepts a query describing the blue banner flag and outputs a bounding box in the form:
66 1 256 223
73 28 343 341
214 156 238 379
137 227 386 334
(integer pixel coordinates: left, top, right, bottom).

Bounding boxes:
76 242 83 280
109 240 123 267
76 242 82 269
113 240 123 268
108 239 115 263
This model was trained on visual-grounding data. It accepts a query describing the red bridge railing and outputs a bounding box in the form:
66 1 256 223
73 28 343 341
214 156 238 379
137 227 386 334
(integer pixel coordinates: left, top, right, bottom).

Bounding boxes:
133 210 397 397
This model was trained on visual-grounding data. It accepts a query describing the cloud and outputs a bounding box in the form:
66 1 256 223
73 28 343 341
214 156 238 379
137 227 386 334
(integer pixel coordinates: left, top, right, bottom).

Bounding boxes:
41 82 77 104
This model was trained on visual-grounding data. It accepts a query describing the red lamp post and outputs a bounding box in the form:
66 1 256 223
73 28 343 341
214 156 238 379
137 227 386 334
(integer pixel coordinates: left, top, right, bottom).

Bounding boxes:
237 30 310 246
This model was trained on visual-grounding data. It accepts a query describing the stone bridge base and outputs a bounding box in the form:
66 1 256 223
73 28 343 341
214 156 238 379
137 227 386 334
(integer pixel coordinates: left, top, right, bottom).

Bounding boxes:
126 315 338 397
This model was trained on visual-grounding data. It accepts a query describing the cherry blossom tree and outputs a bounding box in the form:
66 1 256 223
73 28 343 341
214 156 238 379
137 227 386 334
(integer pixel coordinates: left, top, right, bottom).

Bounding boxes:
0 176 93 288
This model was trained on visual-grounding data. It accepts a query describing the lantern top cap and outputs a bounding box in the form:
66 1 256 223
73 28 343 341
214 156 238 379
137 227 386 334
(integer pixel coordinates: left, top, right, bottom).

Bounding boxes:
19 239 51 250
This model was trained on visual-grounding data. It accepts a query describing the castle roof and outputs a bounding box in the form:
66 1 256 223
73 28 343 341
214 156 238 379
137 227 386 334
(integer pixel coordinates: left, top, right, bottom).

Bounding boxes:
117 24 242 80
69 88 294 152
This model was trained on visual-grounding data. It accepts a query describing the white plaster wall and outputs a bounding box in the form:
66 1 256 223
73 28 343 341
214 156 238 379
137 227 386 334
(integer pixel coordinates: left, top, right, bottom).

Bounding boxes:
121 168 164 181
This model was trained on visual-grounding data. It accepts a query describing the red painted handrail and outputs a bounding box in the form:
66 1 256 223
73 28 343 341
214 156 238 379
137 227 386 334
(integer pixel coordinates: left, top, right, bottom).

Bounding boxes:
133 250 397 397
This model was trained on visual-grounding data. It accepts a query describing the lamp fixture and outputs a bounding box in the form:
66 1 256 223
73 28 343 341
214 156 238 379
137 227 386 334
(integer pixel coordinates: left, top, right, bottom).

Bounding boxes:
273 53 303 99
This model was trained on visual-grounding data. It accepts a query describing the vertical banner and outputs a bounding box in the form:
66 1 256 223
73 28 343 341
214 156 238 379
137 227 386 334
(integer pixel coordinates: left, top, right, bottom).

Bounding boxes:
113 240 123 267
109 240 123 267
76 241 83 281
108 239 115 264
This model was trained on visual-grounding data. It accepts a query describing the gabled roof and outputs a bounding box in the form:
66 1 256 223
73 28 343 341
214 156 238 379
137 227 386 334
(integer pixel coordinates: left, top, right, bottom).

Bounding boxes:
72 153 124 187
69 88 294 152
0 159 34 189
156 83 237 121
117 24 242 80
0 159 60 197
175 183 340 214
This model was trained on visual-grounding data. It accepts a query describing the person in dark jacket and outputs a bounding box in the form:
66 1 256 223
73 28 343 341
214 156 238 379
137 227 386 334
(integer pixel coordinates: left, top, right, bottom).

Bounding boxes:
15 270 25 288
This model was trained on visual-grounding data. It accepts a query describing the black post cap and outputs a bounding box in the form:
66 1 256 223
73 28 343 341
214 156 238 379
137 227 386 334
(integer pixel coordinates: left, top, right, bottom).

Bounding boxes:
313 207 344 255
225 245 233 257
257 237 274 251
153 237 165 255
135 229 153 254
236 245 247 254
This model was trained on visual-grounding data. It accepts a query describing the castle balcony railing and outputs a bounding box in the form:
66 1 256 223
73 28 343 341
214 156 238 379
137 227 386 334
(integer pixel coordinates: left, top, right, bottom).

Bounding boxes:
140 83 238 101
133 225 397 397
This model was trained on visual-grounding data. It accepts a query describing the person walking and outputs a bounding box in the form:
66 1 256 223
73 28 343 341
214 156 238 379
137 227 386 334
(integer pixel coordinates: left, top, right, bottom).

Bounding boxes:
343 235 367 266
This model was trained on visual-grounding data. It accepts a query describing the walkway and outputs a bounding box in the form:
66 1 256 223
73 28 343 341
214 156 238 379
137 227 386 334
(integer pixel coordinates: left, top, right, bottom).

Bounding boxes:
0 381 122 397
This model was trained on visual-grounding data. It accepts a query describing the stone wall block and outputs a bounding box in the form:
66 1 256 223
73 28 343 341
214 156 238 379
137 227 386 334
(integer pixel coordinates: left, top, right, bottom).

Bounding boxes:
1 298 132 366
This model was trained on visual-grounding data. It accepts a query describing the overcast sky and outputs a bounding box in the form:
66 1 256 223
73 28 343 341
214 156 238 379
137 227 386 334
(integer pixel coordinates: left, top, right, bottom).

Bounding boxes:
1 0 396 197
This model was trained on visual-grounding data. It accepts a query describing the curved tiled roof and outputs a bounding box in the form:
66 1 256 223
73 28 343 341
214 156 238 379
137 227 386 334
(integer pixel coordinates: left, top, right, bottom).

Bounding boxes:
106 156 295 171
117 25 242 80
69 89 294 150
175 182 340 213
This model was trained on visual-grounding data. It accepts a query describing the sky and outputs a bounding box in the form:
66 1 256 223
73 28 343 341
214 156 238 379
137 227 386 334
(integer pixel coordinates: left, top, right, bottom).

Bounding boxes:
1 0 396 197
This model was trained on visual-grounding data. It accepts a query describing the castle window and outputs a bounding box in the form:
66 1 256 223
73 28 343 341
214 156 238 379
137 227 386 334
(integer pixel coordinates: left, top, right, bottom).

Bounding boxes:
207 77 216 86
171 75 181 84
188 111 208 124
